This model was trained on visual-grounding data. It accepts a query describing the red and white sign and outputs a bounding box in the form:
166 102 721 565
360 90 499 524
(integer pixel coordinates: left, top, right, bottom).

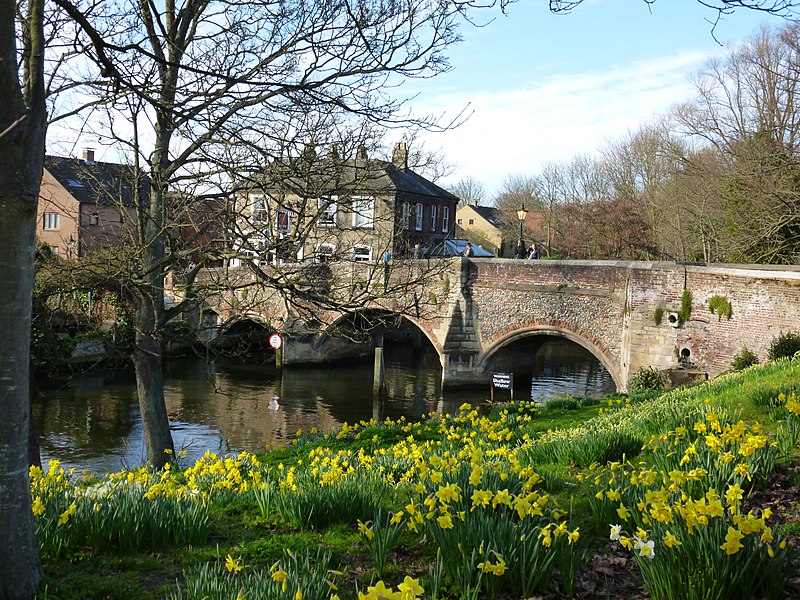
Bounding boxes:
269 334 283 349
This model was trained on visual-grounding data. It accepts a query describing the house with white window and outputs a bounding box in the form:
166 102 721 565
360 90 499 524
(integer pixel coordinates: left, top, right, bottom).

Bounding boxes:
37 150 144 259
231 143 459 266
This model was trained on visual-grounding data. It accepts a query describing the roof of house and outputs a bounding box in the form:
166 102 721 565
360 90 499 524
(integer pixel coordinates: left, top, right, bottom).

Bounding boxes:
380 163 460 202
459 204 518 229
245 147 458 204
44 155 147 207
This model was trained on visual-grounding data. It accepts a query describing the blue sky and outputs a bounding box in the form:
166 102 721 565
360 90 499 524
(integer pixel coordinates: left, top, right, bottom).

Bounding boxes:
406 1 789 198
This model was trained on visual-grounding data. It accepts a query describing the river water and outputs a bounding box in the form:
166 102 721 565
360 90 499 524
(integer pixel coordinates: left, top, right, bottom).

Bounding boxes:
32 337 614 474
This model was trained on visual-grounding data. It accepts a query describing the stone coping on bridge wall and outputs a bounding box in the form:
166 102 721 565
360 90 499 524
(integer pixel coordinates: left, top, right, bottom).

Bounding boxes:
471 257 800 276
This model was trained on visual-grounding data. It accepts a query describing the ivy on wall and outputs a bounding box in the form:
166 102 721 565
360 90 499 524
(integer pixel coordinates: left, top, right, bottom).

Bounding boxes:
708 295 732 321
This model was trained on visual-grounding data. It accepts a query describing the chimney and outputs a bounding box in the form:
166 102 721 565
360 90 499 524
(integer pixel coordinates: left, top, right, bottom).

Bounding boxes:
83 148 95 163
472 199 479 206
357 145 368 160
392 142 408 169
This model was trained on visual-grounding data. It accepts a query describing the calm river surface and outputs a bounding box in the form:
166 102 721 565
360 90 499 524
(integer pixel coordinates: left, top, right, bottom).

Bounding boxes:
32 337 614 474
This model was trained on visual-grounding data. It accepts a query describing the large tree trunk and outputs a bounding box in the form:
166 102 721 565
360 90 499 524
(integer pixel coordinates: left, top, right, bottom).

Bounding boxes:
0 190 44 599
0 0 46 595
131 293 174 469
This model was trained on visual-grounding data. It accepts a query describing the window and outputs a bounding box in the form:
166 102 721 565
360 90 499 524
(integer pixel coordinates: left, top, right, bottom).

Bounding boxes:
414 204 423 231
430 205 437 230
468 219 474 225
315 242 336 263
89 212 99 225
457 218 462 225
352 196 374 228
318 196 337 227
276 208 291 232
442 206 450 232
402 202 411 230
251 194 268 223
352 245 372 262
43 212 60 230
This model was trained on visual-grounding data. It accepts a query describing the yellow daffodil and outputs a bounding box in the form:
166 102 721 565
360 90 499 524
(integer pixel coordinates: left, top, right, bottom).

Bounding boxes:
225 555 244 574
721 527 744 555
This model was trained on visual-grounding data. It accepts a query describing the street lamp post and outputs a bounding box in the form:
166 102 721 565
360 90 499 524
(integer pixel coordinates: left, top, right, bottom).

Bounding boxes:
516 204 528 258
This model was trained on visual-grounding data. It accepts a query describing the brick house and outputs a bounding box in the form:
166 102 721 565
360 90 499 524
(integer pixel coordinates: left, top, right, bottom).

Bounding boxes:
232 143 459 265
37 150 144 258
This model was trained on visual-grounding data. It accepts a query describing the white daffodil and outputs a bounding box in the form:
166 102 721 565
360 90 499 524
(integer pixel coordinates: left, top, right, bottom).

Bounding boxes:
634 536 655 559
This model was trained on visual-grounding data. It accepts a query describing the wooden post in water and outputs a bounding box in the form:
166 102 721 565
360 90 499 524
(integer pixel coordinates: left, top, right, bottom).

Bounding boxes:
373 346 386 399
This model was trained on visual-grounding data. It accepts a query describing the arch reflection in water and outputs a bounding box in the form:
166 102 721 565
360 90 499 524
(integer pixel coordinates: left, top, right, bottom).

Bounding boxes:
486 336 615 404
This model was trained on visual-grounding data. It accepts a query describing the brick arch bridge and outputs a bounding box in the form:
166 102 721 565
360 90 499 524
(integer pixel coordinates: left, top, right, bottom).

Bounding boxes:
200 259 800 391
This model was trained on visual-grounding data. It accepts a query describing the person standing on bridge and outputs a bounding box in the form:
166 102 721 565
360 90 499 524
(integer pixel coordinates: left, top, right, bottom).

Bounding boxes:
528 243 539 260
462 242 474 257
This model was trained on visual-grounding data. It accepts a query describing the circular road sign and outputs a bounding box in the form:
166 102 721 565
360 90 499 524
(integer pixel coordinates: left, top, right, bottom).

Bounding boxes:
269 333 283 349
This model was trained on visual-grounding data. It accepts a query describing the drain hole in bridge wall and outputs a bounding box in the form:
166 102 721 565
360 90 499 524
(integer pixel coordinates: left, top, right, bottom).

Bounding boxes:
668 313 680 328
680 347 691 360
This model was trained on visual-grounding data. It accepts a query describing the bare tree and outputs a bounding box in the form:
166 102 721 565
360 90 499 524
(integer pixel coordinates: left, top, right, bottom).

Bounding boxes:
449 175 487 207
0 0 45 595
549 1 799 19
674 23 800 263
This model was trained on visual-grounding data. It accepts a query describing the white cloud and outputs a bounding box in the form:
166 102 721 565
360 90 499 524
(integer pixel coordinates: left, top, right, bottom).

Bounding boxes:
417 49 714 197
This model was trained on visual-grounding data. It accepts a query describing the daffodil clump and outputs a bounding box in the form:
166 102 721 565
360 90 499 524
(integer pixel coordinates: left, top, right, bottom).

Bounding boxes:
171 548 343 600
589 404 796 600
30 456 209 558
778 391 800 448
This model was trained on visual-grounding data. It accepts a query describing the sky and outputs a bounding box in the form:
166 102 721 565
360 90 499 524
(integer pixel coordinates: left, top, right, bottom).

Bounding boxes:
401 0 789 198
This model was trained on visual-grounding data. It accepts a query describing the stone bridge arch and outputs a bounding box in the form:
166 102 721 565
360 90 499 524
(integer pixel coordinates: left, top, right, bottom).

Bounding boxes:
476 325 623 390
281 307 446 366
213 314 275 353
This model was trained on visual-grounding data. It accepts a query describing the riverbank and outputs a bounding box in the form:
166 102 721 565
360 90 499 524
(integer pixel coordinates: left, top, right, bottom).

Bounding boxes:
34 357 800 599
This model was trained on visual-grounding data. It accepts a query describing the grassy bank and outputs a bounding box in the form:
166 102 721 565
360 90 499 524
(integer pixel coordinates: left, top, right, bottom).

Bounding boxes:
33 357 800 599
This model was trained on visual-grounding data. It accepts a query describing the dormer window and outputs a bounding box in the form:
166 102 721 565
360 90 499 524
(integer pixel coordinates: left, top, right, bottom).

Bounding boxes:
89 212 99 225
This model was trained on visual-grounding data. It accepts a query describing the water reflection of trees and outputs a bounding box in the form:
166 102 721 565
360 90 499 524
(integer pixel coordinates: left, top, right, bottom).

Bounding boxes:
32 373 137 457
